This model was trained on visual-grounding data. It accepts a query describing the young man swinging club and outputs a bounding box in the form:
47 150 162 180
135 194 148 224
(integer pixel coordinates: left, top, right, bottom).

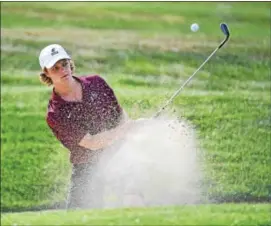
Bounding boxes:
39 44 144 209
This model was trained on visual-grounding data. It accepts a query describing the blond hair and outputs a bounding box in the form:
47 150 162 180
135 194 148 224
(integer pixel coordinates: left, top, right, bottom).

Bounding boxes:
39 60 75 86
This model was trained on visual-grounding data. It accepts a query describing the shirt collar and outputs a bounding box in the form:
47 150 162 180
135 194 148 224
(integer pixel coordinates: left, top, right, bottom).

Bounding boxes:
50 76 84 103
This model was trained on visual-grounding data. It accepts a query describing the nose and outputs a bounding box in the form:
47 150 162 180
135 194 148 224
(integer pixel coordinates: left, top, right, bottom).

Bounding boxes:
60 65 68 73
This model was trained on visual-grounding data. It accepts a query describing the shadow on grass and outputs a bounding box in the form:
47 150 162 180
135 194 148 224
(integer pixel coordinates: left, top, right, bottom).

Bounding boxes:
1 201 67 213
2 194 270 214
210 194 271 204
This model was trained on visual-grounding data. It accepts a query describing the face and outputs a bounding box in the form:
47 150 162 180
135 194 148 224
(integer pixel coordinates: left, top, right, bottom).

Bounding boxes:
45 59 72 84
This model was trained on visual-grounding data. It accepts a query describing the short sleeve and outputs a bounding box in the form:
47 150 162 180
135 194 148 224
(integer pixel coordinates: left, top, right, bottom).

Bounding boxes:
46 112 86 150
93 75 123 111
94 75 124 127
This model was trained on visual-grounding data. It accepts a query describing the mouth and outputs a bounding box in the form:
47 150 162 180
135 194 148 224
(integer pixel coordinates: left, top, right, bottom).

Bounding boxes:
62 74 69 79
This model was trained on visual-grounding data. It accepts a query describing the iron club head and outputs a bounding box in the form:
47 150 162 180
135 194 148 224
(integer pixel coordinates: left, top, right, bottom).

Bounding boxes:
220 23 230 37
218 23 230 49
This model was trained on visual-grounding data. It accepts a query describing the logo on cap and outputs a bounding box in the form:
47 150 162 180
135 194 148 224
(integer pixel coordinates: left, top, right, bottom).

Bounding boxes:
51 48 59 56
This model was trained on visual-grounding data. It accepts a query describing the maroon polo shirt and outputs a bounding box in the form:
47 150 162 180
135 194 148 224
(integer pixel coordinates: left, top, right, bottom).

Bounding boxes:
46 75 123 165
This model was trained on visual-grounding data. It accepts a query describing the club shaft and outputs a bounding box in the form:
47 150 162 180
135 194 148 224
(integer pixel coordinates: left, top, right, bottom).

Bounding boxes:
154 46 219 118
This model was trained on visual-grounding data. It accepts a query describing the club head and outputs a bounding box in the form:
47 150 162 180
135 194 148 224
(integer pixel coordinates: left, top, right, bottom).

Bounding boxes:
218 23 230 49
220 23 230 37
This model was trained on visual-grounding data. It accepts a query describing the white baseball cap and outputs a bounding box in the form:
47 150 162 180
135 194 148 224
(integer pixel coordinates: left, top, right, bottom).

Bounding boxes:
39 44 71 69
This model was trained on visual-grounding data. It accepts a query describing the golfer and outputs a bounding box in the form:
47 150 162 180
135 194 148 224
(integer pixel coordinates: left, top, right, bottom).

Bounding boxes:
38 44 132 209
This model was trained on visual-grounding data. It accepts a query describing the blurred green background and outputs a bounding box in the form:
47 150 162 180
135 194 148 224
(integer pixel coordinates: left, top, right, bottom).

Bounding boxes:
1 2 270 222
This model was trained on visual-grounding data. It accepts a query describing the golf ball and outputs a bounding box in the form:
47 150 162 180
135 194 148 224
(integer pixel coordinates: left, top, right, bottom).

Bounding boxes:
190 23 199 32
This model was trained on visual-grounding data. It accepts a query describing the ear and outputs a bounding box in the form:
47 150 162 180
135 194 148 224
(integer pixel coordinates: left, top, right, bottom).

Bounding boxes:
44 68 51 78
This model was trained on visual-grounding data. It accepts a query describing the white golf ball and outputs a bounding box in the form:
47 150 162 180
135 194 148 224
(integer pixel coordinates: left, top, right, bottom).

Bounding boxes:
190 23 199 32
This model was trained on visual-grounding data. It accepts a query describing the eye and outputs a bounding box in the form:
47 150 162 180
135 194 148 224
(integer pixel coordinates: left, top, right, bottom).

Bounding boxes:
54 66 59 71
62 61 68 67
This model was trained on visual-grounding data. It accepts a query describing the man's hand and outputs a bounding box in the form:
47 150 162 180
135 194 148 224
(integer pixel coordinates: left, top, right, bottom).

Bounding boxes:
78 119 134 151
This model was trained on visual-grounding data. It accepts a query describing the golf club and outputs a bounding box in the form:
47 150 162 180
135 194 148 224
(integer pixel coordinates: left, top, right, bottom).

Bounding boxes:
153 23 230 118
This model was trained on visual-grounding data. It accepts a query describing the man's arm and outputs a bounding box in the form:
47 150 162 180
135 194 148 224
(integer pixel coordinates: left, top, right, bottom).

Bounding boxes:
79 109 131 151
78 121 130 150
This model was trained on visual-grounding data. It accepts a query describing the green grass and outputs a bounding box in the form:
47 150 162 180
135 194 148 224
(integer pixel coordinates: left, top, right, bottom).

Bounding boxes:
2 2 270 37
1 1 270 225
2 204 270 226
